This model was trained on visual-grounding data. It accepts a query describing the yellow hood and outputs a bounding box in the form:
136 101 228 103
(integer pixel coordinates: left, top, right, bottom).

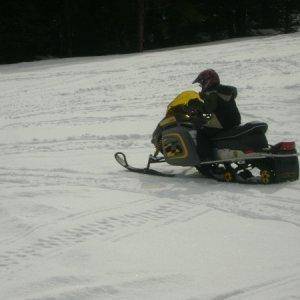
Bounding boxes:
166 90 203 116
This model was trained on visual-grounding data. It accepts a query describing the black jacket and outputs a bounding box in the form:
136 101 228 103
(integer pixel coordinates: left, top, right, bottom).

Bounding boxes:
200 84 241 130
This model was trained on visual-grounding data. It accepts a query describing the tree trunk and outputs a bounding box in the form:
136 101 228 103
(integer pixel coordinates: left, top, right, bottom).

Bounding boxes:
283 0 292 33
63 0 73 56
137 0 145 52
234 1 247 36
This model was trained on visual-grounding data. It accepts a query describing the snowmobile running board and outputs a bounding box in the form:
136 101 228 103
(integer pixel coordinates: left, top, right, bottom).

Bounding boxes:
197 152 298 165
114 152 175 177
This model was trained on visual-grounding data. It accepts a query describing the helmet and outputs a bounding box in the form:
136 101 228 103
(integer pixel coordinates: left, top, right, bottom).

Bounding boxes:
192 69 220 91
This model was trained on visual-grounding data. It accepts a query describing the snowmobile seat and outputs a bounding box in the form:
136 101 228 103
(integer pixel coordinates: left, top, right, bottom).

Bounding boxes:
211 121 269 151
211 121 268 141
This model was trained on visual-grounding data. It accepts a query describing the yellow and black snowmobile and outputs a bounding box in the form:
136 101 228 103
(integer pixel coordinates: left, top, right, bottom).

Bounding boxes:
115 91 299 184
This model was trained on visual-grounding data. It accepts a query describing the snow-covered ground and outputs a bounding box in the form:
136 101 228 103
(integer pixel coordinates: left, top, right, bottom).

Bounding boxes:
0 33 300 300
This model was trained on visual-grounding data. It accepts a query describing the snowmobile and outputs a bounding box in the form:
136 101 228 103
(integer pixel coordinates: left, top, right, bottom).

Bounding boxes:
115 92 299 184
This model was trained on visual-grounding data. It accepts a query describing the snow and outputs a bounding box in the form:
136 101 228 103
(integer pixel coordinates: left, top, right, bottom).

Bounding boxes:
1 32 300 299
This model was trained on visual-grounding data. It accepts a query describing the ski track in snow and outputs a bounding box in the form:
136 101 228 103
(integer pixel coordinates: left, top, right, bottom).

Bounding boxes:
0 33 300 299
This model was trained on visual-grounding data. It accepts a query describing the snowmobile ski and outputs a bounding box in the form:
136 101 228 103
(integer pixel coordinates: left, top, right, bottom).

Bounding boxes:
114 152 175 177
115 150 298 183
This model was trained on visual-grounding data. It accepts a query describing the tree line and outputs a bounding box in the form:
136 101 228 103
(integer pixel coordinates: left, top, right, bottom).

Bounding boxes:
0 0 299 64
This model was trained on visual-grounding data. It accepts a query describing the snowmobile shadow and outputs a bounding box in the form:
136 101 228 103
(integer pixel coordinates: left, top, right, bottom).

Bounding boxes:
116 165 298 226
137 166 289 198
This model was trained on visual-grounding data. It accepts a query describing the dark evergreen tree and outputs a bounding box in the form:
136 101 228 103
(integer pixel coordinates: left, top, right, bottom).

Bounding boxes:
0 0 299 64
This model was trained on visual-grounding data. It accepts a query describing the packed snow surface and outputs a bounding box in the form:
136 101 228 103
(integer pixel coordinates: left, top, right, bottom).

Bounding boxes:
0 33 300 300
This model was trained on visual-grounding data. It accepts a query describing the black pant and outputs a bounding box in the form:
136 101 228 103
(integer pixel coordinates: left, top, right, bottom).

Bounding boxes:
196 127 221 161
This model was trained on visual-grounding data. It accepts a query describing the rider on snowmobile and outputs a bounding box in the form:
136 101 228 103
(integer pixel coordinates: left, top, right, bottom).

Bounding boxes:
152 69 241 161
190 69 241 160
192 69 240 130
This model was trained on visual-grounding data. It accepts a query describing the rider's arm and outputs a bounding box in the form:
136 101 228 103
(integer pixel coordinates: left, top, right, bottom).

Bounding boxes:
201 85 238 113
201 92 219 113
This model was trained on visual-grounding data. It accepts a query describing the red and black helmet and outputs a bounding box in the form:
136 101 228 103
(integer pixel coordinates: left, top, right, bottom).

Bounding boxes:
192 69 220 91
